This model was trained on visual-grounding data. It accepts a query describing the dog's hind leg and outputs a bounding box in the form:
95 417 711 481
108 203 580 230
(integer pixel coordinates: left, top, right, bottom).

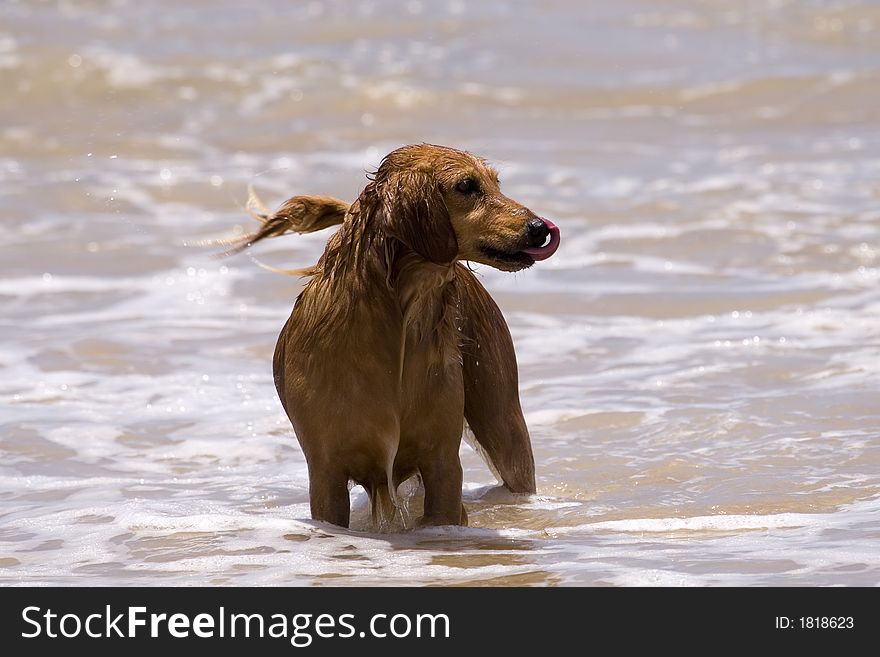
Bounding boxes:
365 431 407 530
368 482 400 530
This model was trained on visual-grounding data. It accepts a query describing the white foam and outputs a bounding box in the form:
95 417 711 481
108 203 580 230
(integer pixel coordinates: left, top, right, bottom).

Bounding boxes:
84 46 181 88
551 512 813 535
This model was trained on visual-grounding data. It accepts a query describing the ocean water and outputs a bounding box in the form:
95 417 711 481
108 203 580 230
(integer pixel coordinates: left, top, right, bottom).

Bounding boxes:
1 0 879 586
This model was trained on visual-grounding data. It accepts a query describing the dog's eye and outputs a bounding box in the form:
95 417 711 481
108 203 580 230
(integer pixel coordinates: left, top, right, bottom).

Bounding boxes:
455 178 480 195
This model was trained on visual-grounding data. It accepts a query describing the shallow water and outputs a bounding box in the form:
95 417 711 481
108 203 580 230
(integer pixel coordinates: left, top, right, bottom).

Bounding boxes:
2 0 879 586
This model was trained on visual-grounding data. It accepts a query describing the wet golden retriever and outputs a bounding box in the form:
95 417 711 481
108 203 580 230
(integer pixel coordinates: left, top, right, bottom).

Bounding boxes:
230 144 561 528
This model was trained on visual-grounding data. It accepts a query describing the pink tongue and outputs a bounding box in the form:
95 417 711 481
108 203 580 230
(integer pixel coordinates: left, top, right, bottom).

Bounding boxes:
522 218 561 261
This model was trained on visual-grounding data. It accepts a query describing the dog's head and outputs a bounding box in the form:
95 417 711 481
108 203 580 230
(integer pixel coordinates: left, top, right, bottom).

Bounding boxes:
368 144 561 271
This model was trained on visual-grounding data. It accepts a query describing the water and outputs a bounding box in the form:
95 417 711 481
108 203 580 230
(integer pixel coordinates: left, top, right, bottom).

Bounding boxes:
2 0 879 586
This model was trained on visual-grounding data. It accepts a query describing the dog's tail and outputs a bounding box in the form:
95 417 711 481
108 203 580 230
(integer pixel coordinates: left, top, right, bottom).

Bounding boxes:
218 187 350 257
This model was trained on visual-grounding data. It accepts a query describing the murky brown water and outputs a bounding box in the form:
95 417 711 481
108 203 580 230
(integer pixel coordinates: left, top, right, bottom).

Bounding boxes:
2 0 879 586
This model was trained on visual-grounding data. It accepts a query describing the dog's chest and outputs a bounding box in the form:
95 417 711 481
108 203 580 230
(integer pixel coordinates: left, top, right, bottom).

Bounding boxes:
397 267 463 371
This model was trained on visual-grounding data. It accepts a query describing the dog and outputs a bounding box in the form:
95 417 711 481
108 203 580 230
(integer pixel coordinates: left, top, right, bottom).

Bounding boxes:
230 144 561 528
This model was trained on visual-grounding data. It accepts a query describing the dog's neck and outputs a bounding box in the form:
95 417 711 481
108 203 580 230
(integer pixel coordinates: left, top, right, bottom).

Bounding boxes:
392 248 453 294
391 249 457 345
315 217 461 359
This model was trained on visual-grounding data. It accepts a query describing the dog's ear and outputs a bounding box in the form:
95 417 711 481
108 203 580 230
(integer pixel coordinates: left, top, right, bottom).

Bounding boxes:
377 169 458 265
220 190 349 256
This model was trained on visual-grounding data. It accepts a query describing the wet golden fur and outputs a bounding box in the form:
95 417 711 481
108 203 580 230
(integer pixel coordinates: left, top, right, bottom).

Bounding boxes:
236 144 541 528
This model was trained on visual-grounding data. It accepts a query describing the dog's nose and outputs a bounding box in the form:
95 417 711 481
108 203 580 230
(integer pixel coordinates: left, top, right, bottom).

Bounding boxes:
526 217 550 248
